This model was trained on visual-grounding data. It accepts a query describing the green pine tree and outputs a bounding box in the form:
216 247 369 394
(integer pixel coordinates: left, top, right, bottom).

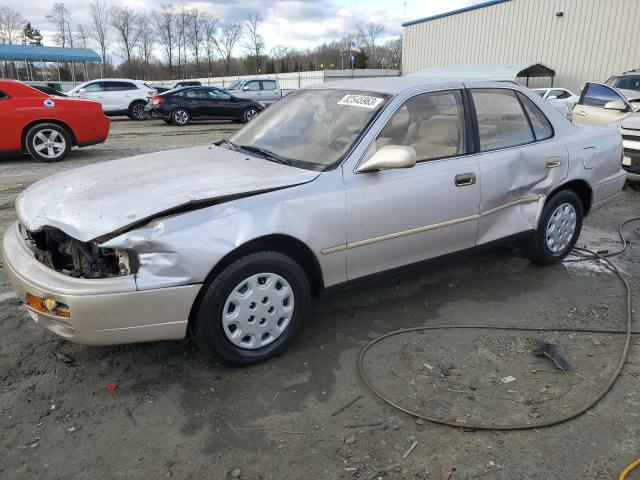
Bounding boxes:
22 23 43 46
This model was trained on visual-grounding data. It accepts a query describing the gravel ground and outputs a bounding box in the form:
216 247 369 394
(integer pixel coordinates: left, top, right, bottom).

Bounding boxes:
1 118 639 480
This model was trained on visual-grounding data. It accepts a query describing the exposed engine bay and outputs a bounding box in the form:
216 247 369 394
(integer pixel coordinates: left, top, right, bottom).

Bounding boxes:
22 226 136 279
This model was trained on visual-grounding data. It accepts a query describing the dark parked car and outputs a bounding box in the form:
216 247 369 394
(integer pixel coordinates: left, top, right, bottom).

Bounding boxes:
146 86 264 125
171 80 202 89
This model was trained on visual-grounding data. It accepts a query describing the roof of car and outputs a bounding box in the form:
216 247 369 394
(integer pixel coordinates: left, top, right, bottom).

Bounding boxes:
307 76 514 94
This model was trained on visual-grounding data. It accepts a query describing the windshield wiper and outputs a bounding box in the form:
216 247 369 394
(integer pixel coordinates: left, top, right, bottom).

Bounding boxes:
238 145 292 166
216 138 239 150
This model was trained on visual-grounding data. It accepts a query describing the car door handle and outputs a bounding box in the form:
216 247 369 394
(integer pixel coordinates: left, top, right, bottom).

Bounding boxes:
574 110 587 116
455 173 476 187
546 157 562 168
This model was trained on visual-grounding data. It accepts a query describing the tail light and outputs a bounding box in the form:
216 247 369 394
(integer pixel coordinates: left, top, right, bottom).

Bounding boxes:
149 96 165 106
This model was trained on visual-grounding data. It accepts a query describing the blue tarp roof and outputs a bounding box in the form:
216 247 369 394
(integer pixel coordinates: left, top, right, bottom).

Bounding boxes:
0 44 102 63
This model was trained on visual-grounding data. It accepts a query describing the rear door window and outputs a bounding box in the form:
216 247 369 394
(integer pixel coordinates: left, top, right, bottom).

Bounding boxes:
104 81 137 91
470 89 535 152
580 83 625 108
262 80 277 91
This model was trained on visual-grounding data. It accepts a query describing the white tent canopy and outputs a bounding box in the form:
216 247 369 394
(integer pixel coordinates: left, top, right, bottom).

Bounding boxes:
409 62 556 86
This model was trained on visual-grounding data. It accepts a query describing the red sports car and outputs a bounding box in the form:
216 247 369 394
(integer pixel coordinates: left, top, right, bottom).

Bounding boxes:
0 80 110 163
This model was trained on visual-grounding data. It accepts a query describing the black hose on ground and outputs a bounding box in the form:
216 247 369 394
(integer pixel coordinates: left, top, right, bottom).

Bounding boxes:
358 217 640 430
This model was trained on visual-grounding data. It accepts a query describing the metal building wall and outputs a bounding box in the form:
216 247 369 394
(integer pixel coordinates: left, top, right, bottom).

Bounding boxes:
402 0 640 92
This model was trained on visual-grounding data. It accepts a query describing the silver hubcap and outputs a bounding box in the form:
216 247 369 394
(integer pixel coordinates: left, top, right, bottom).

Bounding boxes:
33 129 66 159
222 273 295 350
174 110 188 124
245 109 257 121
546 202 576 254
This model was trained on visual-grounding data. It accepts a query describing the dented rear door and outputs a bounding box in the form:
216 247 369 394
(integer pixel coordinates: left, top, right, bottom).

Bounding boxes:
469 88 569 246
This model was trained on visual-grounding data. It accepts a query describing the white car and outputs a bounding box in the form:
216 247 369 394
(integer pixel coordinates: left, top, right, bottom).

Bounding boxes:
533 88 579 116
67 79 157 120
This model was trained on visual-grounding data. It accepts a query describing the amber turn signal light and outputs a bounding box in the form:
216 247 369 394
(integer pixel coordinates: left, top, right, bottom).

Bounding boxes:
25 293 71 318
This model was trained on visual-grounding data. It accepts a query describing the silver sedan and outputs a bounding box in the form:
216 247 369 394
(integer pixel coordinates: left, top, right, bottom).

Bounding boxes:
3 77 626 365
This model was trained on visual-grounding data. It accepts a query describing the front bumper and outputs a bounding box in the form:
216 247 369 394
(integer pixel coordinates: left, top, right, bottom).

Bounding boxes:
622 134 640 181
2 223 201 345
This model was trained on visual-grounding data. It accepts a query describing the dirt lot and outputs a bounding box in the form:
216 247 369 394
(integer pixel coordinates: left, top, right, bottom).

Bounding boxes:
1 118 639 480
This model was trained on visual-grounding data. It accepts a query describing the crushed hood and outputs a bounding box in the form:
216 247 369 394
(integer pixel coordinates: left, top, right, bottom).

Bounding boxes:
16 145 320 242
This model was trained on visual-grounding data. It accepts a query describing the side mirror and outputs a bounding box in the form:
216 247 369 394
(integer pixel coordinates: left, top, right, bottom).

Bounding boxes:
604 100 628 112
78 88 86 94
356 145 417 173
243 86 250 91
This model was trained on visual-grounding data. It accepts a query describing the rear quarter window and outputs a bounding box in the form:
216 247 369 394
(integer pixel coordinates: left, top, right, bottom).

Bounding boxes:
517 92 554 141
0 90 7 99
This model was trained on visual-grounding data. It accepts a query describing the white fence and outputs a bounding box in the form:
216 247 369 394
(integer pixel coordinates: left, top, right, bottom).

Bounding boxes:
23 69 401 93
155 69 401 90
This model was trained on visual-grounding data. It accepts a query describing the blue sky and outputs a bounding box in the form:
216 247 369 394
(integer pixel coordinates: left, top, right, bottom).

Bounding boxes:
19 0 483 53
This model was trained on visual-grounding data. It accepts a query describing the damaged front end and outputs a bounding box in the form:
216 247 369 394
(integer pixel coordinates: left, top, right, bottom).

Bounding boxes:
21 225 137 279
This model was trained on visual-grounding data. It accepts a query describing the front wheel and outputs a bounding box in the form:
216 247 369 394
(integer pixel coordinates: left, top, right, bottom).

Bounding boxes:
171 108 190 126
25 123 72 163
526 190 583 265
241 107 259 123
192 251 311 366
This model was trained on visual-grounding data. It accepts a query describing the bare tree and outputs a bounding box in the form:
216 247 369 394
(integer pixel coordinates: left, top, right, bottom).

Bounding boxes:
110 6 140 77
152 4 177 77
47 2 71 47
203 15 219 77
76 24 89 48
242 14 265 75
187 8 207 77
88 0 109 68
174 6 188 77
356 21 384 68
0 7 25 44
214 21 242 76
136 14 155 79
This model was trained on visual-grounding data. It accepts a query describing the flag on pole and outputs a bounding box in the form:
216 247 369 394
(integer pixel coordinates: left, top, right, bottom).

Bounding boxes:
350 40 361 54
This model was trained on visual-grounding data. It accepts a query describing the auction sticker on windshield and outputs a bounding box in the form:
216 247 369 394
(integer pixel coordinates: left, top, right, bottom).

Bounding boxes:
338 94 384 109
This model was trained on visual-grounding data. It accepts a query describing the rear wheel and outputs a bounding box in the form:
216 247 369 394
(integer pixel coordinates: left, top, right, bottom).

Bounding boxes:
241 107 259 123
25 123 72 163
526 190 583 265
172 108 190 126
192 251 311 366
128 100 148 120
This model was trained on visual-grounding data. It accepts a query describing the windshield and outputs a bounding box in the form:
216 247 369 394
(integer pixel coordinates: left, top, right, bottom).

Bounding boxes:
228 81 244 90
616 76 640 91
228 89 390 171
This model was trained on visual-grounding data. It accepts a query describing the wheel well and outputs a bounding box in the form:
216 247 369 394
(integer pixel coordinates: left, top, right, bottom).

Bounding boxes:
207 235 324 295
128 99 147 110
21 120 77 148
549 180 592 216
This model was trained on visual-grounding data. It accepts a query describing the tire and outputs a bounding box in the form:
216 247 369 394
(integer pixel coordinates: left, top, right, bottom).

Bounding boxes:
241 107 259 123
192 251 311 366
24 123 72 163
128 100 148 120
171 108 190 126
526 190 583 265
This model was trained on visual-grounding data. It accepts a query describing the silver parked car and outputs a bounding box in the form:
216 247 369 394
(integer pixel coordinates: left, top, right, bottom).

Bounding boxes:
3 77 626 365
